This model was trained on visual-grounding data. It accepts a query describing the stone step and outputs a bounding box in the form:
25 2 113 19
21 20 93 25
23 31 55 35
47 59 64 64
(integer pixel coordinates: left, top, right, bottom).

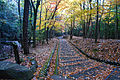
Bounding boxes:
70 64 108 79
51 75 71 80
60 61 94 74
61 59 88 64
105 67 120 80
60 57 81 60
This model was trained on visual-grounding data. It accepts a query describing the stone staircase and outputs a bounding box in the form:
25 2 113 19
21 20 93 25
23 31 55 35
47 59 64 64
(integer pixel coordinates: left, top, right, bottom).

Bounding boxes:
56 39 120 80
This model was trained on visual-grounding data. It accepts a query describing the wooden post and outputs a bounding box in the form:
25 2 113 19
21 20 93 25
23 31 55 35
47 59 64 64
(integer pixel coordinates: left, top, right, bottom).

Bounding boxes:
1 42 20 64
13 44 20 64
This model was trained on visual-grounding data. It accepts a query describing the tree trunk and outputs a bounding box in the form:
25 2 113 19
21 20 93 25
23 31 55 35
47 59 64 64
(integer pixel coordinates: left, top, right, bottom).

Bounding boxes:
39 0 43 42
45 8 48 44
18 0 22 32
46 27 49 44
33 11 37 48
95 0 99 43
70 19 73 40
98 0 105 39
83 2 86 38
31 0 40 48
108 4 111 39
13 45 20 64
51 0 61 20
88 0 92 38
115 0 118 39
86 2 89 37
39 0 43 30
29 2 33 46
18 0 22 45
23 0 29 55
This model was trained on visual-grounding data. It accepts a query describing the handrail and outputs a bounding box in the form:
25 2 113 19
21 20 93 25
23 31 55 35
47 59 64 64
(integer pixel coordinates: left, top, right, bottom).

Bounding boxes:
0 41 20 64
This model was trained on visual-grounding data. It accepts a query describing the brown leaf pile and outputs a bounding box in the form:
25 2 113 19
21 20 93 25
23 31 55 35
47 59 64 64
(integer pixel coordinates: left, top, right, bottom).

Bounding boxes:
71 36 120 63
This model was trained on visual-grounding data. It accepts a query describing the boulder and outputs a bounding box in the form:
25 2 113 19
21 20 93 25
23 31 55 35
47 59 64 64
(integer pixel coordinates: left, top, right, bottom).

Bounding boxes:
30 60 38 73
0 61 34 80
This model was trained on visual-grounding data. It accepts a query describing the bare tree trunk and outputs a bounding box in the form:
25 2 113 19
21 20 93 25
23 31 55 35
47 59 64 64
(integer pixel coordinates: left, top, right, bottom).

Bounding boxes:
23 0 29 55
70 16 75 40
45 0 61 43
39 0 43 30
29 2 33 46
31 0 40 48
83 1 86 38
18 0 22 31
45 8 48 44
88 0 92 38
33 11 37 47
98 0 104 39
70 19 73 40
46 27 49 44
86 1 89 37
107 4 111 39
95 0 99 43
115 0 118 39
39 0 43 42
13 45 20 64
51 0 61 19
18 0 22 44
73 16 75 34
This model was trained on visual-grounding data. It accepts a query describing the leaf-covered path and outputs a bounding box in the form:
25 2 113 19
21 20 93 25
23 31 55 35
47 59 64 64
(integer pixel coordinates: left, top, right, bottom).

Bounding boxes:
52 39 120 80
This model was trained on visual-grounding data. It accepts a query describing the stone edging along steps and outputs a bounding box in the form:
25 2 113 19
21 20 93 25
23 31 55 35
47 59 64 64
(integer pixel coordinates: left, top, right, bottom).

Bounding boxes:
54 41 60 75
40 40 60 77
40 42 57 77
68 40 120 66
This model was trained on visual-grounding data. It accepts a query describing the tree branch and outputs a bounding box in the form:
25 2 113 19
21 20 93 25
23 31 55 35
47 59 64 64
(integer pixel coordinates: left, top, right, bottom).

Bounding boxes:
30 0 35 11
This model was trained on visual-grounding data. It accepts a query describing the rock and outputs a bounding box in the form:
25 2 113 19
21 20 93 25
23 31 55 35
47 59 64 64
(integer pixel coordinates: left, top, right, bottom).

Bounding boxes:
5 41 22 52
0 44 13 60
0 61 33 80
30 60 38 73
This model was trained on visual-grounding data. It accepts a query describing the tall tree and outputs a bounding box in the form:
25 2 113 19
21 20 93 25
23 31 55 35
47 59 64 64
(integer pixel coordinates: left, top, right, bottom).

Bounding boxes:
83 1 86 38
18 0 22 42
115 0 118 39
86 1 90 37
44 0 48 44
45 0 61 44
29 2 33 45
39 0 43 30
95 0 99 43
107 2 111 39
72 16 75 38
23 0 30 55
98 0 104 39
31 0 40 47
70 18 73 40
88 0 94 38
18 0 21 28
51 0 61 19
